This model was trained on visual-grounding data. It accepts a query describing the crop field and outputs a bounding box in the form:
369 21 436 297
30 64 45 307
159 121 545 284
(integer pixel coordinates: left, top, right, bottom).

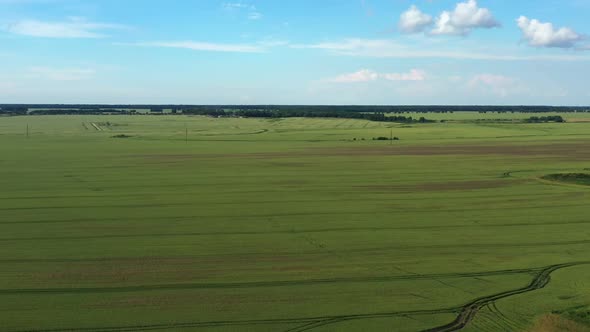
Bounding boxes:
1 112 590 332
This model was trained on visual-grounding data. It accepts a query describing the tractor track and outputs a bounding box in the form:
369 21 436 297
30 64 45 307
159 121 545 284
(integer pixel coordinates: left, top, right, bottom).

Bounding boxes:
4 219 590 240
11 309 458 332
3 236 590 255
0 267 539 295
1 202 587 215
422 261 589 332
6 262 588 332
285 262 590 332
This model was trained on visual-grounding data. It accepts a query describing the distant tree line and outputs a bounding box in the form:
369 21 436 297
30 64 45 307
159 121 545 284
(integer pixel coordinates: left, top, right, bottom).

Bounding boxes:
2 104 590 115
183 108 434 123
171 105 590 113
24 109 129 115
169 105 590 114
1 106 435 123
525 115 565 123
1 105 587 124
0 107 28 115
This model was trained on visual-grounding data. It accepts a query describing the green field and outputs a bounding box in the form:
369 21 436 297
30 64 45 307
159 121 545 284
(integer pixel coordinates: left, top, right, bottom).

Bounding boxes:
1 113 590 332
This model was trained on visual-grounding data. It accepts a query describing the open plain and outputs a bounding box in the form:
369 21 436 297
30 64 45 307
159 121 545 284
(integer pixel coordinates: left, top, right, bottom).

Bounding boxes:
1 112 590 331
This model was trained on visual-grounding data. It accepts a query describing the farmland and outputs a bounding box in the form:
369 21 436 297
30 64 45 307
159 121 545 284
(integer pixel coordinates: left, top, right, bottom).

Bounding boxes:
1 112 590 331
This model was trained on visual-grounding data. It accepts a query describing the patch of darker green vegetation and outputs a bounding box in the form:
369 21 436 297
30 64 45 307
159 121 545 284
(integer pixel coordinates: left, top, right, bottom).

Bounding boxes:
373 136 400 141
111 134 133 139
525 115 565 123
553 305 590 327
542 173 590 186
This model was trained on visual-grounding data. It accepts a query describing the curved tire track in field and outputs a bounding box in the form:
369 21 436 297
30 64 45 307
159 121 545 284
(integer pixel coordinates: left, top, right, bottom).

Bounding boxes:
421 262 589 332
0 267 541 295
8 263 589 332
11 309 458 332
284 262 589 332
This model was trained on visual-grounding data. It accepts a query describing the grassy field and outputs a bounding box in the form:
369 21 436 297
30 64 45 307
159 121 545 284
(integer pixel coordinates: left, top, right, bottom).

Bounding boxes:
1 113 590 332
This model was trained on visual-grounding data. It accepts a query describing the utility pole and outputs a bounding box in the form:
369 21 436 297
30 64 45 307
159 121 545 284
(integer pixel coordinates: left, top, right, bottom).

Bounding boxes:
390 129 393 145
185 124 188 143
26 124 29 138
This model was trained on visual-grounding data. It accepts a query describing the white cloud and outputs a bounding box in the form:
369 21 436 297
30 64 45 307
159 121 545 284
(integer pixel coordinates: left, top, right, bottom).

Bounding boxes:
329 69 426 83
128 41 264 53
517 16 584 49
248 12 263 20
257 39 290 47
292 38 590 61
330 69 378 83
292 38 399 52
432 11 459 35
223 2 252 10
223 2 262 20
399 6 433 34
382 69 426 81
431 0 499 36
468 74 523 97
6 17 126 38
27 67 96 81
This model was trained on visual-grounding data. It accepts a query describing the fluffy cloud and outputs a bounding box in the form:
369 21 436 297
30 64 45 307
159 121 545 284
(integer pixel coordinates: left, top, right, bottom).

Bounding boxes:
517 16 584 48
331 69 378 83
431 0 499 36
399 6 433 34
382 69 426 81
329 69 426 83
6 17 126 38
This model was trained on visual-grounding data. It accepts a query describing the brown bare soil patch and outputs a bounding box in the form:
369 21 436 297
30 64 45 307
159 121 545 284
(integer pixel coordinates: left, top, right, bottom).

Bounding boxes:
528 314 590 332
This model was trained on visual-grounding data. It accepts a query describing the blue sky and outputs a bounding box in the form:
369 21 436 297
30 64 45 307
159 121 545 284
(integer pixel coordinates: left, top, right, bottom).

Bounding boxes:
1 0 589 105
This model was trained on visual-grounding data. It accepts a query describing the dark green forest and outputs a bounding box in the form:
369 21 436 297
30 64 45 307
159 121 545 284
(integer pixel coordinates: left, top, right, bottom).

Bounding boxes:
1 105 586 123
